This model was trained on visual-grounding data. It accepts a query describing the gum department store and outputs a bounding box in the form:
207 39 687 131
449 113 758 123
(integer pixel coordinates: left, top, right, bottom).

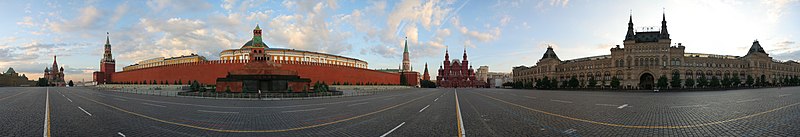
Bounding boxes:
513 13 800 89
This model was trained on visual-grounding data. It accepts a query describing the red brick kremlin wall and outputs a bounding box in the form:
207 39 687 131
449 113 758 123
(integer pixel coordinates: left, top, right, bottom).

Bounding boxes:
111 60 400 85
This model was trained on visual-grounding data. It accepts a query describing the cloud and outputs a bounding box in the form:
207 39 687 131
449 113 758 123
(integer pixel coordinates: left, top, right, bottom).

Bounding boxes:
16 16 35 27
263 1 353 54
48 6 102 32
452 16 501 42
146 0 212 12
762 0 799 22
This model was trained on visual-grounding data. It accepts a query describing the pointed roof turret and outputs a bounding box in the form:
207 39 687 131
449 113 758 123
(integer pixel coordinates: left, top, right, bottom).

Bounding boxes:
255 24 261 30
625 13 636 41
542 45 560 60
462 48 468 61
747 40 768 55
660 10 670 39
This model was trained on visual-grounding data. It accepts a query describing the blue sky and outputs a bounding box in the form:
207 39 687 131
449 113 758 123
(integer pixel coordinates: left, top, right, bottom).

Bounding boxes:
0 0 798 82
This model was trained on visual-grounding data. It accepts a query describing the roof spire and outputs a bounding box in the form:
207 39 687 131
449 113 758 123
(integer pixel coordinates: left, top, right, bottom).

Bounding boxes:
625 11 635 41
404 37 408 53
105 32 110 45
660 8 670 39
255 24 261 30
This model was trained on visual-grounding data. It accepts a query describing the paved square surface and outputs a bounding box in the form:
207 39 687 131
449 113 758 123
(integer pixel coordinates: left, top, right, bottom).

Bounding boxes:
1 87 799 136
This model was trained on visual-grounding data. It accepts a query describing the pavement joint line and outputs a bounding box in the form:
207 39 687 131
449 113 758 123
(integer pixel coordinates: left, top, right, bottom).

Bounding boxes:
379 122 405 137
91 88 421 109
43 87 51 137
78 106 93 116
779 94 791 97
617 104 629 109
419 105 430 113
523 96 537 99
595 104 617 107
670 104 710 108
0 90 27 101
281 108 325 113
476 92 800 129
736 98 760 103
347 102 369 107
198 110 240 114
141 102 167 108
455 89 466 137
550 99 573 104
114 98 128 101
71 91 438 133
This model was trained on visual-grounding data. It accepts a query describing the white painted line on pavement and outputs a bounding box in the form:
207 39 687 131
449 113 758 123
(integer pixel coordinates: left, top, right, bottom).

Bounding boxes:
736 98 760 103
117 132 126 137
523 96 537 99
779 94 791 97
434 98 439 102
419 105 430 113
44 88 50 137
670 104 709 108
347 102 369 107
141 103 167 108
563 129 577 134
78 106 92 116
595 104 617 107
383 97 394 100
114 98 127 101
65 97 73 102
550 99 573 104
281 108 325 113
197 110 240 114
455 89 466 137
379 122 405 137
617 104 629 109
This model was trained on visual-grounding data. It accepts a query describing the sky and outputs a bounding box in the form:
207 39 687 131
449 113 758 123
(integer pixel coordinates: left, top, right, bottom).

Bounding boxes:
0 0 798 82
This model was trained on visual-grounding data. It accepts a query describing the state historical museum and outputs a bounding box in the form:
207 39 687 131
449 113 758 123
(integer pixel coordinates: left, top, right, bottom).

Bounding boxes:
436 49 485 88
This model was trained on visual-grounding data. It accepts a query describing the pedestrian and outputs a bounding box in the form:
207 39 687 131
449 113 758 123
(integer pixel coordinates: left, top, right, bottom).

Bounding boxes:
258 89 262 100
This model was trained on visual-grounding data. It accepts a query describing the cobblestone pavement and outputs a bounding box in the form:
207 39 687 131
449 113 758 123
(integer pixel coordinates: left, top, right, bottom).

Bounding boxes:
1 86 799 136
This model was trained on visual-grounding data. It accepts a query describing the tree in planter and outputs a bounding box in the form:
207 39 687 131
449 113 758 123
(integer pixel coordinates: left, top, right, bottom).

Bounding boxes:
421 80 437 88
731 75 741 87
68 80 74 87
746 75 754 87
710 76 721 88
568 76 579 88
657 75 668 89
534 78 543 89
588 77 597 88
610 76 621 89
684 77 695 88
721 76 731 88
400 75 408 86
670 71 682 89
37 78 49 87
697 76 708 88
551 78 559 89
561 80 569 88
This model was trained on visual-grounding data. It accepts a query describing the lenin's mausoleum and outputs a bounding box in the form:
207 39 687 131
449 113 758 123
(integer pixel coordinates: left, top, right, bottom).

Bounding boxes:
94 25 418 92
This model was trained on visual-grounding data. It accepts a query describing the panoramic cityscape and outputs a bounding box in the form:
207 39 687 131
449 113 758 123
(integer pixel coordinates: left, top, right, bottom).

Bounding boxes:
1 0 800 136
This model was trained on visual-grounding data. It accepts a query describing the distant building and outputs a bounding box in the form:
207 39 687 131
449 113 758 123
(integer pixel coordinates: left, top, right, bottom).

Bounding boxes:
436 49 486 88
1 68 34 86
487 72 513 88
513 13 800 89
122 54 207 71
93 32 115 84
476 66 489 83
422 63 431 81
399 37 420 86
44 56 66 86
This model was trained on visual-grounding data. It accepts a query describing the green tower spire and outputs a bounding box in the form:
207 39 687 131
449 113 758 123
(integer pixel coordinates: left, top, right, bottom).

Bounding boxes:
404 37 408 53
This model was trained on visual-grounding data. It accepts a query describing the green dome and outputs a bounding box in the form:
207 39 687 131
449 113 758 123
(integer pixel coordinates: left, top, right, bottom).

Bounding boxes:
241 39 268 49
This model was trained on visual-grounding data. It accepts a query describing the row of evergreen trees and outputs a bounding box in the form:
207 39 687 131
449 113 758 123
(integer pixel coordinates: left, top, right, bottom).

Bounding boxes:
116 80 192 85
513 71 800 89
